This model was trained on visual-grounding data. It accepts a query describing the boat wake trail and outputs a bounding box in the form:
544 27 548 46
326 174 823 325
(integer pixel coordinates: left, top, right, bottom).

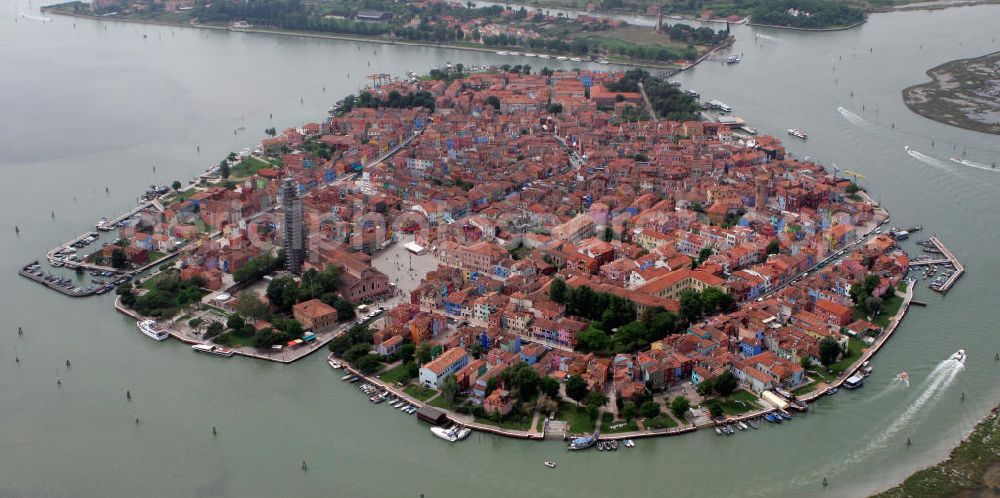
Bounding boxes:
785 354 965 490
837 106 875 130
863 358 964 452
18 11 51 22
756 33 784 42
949 157 998 173
904 145 951 171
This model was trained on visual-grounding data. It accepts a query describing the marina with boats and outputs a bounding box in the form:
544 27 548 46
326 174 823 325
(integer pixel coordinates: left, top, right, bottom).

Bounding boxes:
908 235 964 293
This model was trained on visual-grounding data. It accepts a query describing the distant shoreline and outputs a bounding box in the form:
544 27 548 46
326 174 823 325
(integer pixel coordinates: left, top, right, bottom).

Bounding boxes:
872 404 1000 497
41 7 710 71
747 18 867 31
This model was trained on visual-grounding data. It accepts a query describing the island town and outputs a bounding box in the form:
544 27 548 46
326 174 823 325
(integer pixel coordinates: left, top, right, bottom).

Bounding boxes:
20 65 965 446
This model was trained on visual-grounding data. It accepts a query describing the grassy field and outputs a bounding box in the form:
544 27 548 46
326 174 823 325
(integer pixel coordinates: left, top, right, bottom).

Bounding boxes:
793 380 821 396
230 157 272 178
601 412 640 433
474 414 534 431
717 390 762 416
645 413 679 430
404 385 437 401
379 363 413 385
557 402 596 434
874 407 1000 497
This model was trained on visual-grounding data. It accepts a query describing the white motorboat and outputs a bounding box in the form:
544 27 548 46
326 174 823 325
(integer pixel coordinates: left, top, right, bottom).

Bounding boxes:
328 359 343 369
431 426 458 442
544 461 557 468
137 319 170 341
953 349 966 363
787 129 808 139
191 343 234 357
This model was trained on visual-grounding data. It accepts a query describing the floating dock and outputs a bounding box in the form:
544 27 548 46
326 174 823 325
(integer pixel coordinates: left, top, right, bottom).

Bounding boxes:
927 235 964 293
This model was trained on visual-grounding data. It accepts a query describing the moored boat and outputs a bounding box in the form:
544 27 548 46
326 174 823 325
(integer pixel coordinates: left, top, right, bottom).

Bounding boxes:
137 319 170 341
431 426 459 442
568 430 599 450
191 343 234 357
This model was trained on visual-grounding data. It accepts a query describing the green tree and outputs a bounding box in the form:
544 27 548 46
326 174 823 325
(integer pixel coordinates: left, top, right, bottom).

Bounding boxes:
219 161 231 179
705 399 724 418
486 95 501 111
266 276 299 311
601 296 637 330
110 248 128 269
696 379 714 397
575 323 610 353
639 400 661 419
235 292 268 322
766 239 781 255
566 375 589 406
540 377 561 400
819 337 842 366
621 401 637 420
328 334 353 356
585 391 609 420
679 289 704 323
701 287 734 316
698 247 713 263
416 342 433 364
548 277 567 303
344 343 372 364
205 322 224 339
799 354 812 370
671 396 691 419
171 180 182 190
713 370 738 396
398 343 416 364
441 374 459 407
356 354 382 374
226 314 245 332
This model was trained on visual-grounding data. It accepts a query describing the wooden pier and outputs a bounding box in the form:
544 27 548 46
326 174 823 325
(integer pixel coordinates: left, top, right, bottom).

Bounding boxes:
928 235 964 293
908 259 950 267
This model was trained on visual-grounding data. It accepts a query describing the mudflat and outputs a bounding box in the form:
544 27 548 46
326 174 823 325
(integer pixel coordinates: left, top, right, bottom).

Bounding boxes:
903 51 1000 135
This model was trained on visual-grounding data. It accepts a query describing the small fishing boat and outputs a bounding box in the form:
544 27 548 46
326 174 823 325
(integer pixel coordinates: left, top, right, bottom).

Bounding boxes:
544 461 557 468
328 359 343 369
737 421 748 430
